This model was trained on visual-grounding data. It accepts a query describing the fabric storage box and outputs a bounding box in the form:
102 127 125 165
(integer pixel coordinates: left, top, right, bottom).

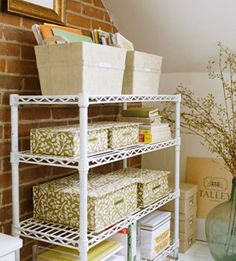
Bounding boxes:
105 122 140 149
33 240 122 261
0 233 22 261
33 173 137 232
30 123 109 157
122 51 162 94
34 42 127 95
161 183 197 214
111 168 170 207
140 211 171 260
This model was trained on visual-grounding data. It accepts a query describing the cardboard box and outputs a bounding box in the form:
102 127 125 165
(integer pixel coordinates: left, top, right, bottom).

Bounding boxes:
186 157 232 219
161 183 197 214
186 157 232 241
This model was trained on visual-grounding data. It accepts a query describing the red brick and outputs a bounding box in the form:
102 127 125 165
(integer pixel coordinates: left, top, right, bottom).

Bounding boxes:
82 0 93 3
21 45 36 60
19 122 38 138
93 0 105 9
93 163 112 174
0 13 21 26
19 107 51 121
91 20 112 31
81 29 92 36
88 105 101 117
1 157 11 173
104 12 111 23
0 59 6 72
82 5 104 20
22 17 40 29
20 166 52 184
0 42 20 56
2 189 12 206
0 173 12 189
129 155 141 167
101 104 120 115
66 0 81 13
112 160 123 171
3 27 36 45
52 107 79 119
20 138 30 151
0 108 10 122
0 75 24 90
4 124 10 139
7 60 37 75
67 13 90 28
1 221 11 235
0 27 3 39
0 205 12 222
0 125 3 139
24 77 40 92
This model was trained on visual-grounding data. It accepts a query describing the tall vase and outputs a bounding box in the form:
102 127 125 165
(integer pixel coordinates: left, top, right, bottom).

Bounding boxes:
206 177 236 261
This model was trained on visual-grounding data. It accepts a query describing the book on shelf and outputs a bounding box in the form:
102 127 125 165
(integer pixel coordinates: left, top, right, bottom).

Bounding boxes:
139 124 171 144
122 108 159 118
117 116 162 125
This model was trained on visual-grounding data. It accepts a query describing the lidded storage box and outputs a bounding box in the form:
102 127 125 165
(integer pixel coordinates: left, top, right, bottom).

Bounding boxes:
140 211 171 260
33 173 137 232
122 51 162 94
106 122 140 149
112 168 170 207
30 123 109 157
34 42 127 95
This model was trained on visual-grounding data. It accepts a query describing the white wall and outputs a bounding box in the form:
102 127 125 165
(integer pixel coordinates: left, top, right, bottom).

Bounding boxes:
142 72 224 181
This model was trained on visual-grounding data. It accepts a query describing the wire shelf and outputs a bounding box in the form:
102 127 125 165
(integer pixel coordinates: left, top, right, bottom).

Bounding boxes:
14 94 180 105
17 139 177 169
16 191 178 250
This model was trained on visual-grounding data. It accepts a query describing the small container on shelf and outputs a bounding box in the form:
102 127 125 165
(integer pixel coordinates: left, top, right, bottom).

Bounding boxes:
107 122 141 149
30 123 109 157
33 172 138 232
33 240 123 261
140 210 171 260
122 51 162 95
34 42 127 95
110 168 170 207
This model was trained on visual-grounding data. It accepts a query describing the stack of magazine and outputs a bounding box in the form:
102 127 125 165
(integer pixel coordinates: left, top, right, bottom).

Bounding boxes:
119 108 171 144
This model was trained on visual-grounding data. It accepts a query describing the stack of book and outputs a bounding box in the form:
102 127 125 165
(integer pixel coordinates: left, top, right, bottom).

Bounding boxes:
119 107 171 144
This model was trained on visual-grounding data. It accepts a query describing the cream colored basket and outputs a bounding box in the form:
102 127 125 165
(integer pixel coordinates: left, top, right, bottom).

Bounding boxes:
122 51 162 94
34 42 127 95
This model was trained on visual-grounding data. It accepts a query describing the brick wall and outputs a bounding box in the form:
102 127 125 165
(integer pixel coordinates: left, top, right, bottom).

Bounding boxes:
0 1 141 260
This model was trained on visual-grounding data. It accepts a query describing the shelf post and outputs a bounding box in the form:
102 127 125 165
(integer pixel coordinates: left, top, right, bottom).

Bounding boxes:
122 102 128 169
10 94 20 261
174 94 181 259
79 93 89 261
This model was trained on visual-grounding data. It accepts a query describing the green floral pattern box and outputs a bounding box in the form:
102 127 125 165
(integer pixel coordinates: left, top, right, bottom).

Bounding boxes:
33 173 138 232
102 122 141 149
111 168 170 207
30 123 109 157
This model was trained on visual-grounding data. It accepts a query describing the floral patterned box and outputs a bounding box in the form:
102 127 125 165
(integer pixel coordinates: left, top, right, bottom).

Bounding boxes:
102 122 140 149
30 123 109 157
110 168 170 207
33 173 138 232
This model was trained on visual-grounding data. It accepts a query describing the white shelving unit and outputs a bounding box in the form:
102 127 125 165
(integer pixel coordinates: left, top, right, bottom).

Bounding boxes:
10 94 181 261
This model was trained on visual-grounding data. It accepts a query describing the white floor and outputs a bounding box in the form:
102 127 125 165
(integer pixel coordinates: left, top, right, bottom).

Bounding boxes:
165 242 215 261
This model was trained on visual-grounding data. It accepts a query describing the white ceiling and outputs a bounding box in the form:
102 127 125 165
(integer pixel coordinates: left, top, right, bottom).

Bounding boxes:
103 0 236 73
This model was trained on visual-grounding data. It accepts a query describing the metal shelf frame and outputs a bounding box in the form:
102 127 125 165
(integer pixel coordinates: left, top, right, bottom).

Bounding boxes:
10 94 181 261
